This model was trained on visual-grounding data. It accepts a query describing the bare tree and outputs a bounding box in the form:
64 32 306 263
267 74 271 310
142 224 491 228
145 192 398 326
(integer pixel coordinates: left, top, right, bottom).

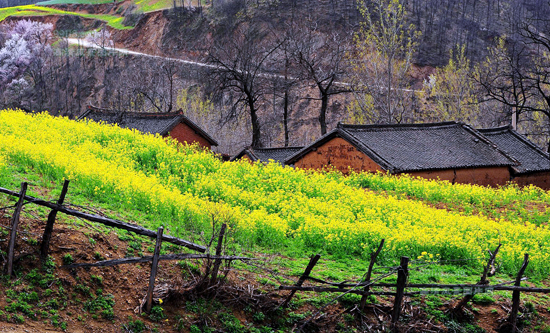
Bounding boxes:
475 22 550 150
290 21 351 135
206 24 282 147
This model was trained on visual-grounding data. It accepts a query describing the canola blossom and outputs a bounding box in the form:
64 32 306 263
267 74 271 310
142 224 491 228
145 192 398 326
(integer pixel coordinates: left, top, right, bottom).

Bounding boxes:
2 110 550 277
346 172 550 225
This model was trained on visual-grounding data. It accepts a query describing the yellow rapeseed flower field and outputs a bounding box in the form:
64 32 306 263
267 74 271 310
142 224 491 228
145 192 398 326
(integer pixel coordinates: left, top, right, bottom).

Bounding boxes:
2 110 549 276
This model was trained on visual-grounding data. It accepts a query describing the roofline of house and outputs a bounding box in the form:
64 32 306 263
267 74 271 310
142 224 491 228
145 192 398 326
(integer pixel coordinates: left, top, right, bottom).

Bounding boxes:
286 122 518 172
230 148 258 162
230 146 304 162
284 129 397 172
250 146 304 151
336 121 459 130
479 125 550 174
80 106 218 146
480 125 550 159
460 123 519 166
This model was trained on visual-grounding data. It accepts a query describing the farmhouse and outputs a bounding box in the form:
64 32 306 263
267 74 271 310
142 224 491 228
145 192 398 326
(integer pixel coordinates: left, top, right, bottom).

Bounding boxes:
479 126 550 189
231 146 303 164
285 122 518 186
79 106 218 149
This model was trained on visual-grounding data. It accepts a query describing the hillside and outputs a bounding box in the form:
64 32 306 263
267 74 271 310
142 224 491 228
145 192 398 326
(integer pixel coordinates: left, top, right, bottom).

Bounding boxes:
0 110 550 331
3 0 550 153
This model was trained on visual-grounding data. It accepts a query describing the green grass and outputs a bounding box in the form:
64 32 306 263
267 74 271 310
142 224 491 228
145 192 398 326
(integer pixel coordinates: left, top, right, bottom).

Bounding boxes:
0 5 132 29
37 0 115 5
36 0 183 12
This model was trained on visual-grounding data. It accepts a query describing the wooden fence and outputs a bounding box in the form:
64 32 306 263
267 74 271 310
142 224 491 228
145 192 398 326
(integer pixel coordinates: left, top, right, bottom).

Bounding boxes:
279 240 549 332
1 181 548 331
0 182 252 313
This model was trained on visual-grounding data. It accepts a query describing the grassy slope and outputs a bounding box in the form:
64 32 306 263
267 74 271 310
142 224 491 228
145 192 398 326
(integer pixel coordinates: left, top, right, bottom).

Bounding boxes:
1 111 550 277
0 4 129 29
1 130 550 333
1 111 550 331
36 0 187 13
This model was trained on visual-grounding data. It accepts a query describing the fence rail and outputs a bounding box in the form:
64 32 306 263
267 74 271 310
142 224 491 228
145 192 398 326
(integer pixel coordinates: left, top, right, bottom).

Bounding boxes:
0 182 250 313
279 240 547 332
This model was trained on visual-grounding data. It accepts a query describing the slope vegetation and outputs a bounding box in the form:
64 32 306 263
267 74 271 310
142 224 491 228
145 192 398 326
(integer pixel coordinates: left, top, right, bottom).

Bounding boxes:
1 110 549 278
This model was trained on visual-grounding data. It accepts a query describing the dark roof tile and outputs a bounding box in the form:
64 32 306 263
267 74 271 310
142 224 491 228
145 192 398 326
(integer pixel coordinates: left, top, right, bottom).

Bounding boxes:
479 126 550 174
78 107 218 146
231 147 303 164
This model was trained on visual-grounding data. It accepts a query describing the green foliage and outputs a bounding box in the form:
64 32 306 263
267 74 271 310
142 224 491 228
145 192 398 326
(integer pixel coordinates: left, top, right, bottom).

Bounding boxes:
13 313 24 323
0 5 132 30
62 254 74 265
149 306 166 322
218 312 245 333
90 275 103 285
286 311 310 325
75 284 91 296
252 311 265 322
93 252 104 260
472 293 496 305
123 317 147 333
84 293 115 320
24 269 54 289
42 256 56 274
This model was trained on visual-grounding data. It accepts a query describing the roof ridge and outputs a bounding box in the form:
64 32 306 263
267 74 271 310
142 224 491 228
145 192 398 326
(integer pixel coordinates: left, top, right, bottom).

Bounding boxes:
253 146 303 151
478 125 513 134
338 121 460 131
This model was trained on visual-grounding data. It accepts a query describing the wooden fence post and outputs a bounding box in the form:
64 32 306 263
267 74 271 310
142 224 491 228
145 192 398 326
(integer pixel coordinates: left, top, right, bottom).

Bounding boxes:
209 223 227 286
360 239 385 311
510 253 529 333
5 182 28 277
455 244 501 311
146 227 163 313
282 254 321 308
40 180 70 259
391 256 409 331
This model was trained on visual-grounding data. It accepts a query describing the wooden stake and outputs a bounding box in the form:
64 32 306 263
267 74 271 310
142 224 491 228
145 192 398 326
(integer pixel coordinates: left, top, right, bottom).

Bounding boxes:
480 244 501 284
391 256 409 331
209 223 227 286
455 244 501 311
146 227 163 313
510 253 529 333
282 254 321 308
5 182 27 277
360 239 385 311
40 180 70 259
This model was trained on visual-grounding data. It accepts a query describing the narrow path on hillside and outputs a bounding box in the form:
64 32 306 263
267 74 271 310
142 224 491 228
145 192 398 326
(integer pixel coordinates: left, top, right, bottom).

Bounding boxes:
66 37 417 92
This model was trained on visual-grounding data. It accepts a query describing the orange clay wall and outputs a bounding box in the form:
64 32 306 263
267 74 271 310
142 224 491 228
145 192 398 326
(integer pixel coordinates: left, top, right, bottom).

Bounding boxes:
167 122 212 149
407 166 511 187
292 138 512 187
512 172 550 190
292 137 384 174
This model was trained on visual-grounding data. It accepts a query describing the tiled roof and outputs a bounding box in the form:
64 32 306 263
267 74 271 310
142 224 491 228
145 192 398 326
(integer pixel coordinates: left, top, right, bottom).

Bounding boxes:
286 122 517 172
479 126 550 174
231 147 303 164
78 106 218 146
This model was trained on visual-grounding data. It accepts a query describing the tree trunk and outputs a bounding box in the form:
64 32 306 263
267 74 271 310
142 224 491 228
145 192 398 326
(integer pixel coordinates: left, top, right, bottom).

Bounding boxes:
284 90 290 147
319 91 328 135
250 100 263 147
